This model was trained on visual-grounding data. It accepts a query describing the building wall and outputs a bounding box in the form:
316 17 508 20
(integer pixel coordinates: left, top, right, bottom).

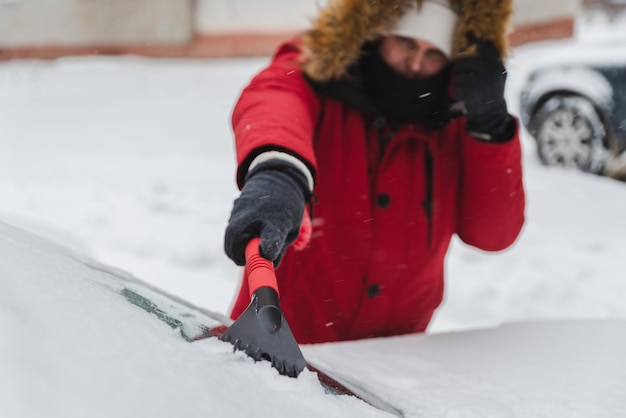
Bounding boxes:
0 0 581 59
510 0 581 46
192 0 581 35
195 0 324 34
512 0 581 24
0 0 192 47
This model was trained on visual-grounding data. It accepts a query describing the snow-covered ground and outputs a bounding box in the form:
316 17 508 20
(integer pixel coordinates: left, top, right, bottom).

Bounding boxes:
2 12 626 418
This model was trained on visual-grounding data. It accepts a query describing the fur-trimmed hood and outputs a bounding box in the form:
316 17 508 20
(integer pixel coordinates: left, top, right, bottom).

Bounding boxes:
301 0 513 82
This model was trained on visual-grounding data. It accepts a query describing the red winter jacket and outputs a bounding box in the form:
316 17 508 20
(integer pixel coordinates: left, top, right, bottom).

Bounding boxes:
229 41 525 344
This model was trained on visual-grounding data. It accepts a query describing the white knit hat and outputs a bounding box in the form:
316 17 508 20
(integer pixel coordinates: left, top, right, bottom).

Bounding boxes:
390 0 460 57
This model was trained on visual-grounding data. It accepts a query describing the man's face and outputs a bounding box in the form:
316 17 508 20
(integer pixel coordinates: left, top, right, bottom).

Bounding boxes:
378 35 449 79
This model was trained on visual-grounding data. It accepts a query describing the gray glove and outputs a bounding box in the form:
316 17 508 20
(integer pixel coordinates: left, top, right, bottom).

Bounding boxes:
224 159 309 266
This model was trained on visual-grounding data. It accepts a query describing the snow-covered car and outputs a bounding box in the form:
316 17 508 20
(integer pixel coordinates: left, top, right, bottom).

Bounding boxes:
0 220 390 418
3 220 626 418
519 55 626 179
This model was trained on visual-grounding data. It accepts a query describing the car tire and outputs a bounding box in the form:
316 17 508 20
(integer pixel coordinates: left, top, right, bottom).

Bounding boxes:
530 95 608 174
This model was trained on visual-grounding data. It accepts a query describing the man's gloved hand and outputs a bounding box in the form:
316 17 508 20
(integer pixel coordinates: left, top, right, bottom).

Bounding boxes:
453 40 515 142
224 159 309 266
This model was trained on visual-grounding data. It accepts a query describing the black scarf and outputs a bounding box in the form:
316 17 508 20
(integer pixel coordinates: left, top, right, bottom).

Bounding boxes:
358 43 453 127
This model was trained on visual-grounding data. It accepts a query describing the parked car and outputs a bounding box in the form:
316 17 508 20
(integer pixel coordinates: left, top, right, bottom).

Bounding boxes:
519 52 626 179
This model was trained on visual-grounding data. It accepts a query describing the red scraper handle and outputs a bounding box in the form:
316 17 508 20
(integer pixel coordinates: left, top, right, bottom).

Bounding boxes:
245 238 279 299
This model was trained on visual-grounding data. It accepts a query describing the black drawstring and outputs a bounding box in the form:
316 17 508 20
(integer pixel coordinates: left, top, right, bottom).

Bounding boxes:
373 116 387 158
373 116 399 158
422 147 434 249
307 192 318 220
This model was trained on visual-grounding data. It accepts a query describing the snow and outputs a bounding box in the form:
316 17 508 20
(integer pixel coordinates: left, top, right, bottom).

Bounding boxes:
304 321 626 417
2 14 626 418
521 65 614 113
0 222 382 418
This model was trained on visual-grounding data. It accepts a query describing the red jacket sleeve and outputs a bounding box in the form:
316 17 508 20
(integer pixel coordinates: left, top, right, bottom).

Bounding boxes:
231 41 320 189
456 119 526 251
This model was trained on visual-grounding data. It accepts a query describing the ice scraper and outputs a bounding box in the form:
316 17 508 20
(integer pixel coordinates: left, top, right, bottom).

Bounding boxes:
220 238 306 377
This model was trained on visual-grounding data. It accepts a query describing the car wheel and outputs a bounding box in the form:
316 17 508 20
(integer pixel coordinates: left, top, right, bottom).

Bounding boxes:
530 95 608 174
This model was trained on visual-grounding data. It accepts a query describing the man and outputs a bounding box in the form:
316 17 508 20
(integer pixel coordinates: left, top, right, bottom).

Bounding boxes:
224 0 525 344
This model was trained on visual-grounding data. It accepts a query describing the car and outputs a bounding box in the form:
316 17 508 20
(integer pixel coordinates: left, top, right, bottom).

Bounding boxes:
519 48 626 180
4 219 626 417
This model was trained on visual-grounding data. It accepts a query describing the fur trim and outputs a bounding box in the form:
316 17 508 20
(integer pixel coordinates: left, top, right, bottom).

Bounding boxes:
302 0 512 82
